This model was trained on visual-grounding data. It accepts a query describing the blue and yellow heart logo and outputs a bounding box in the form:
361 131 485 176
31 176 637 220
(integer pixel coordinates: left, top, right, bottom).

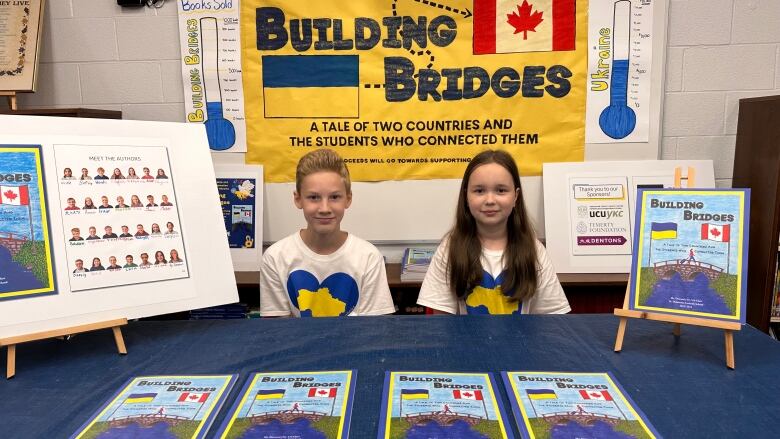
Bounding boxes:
286 271 359 317
465 270 521 315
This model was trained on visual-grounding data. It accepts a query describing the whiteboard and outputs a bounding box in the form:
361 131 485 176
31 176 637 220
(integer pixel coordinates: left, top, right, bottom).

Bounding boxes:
0 115 238 339
219 0 670 244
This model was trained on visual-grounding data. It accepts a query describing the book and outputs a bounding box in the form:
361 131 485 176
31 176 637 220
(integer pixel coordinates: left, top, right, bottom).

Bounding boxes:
629 188 750 322
71 374 237 439
378 371 514 438
502 371 660 439
214 370 356 438
400 247 435 282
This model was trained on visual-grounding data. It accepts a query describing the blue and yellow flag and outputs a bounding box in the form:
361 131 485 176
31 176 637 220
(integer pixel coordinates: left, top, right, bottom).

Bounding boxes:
401 389 429 400
650 222 678 240
125 393 156 403
256 389 286 400
526 389 557 400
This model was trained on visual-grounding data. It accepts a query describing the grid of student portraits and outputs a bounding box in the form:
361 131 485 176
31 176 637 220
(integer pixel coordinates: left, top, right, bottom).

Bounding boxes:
54 144 189 292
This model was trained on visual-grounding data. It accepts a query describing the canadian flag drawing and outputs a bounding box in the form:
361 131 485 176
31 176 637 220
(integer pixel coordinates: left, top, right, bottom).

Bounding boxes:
453 389 484 400
178 392 210 403
474 0 576 54
701 223 731 242
579 390 613 401
0 185 30 206
308 387 337 398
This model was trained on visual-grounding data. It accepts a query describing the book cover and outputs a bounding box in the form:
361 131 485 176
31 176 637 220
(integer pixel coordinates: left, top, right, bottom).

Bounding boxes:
215 370 356 438
629 188 750 322
378 371 513 438
502 371 660 439
71 374 237 439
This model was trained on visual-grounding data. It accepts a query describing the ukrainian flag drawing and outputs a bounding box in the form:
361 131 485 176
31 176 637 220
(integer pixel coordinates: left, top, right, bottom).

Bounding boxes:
526 389 557 400
651 222 678 240
255 389 286 400
401 389 429 400
125 393 156 403
262 55 359 118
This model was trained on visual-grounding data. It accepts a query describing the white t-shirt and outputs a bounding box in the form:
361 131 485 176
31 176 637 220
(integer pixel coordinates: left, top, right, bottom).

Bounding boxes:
260 232 396 317
417 238 570 315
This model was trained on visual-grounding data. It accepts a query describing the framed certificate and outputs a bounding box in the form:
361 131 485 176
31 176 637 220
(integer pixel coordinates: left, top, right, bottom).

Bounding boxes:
0 0 45 91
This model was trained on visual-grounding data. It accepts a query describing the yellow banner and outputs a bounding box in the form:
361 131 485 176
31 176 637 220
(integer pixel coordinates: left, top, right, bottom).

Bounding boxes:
242 0 587 182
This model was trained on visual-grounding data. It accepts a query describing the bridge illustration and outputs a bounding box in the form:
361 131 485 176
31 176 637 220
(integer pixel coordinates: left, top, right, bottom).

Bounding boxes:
539 410 623 427
0 231 29 257
247 409 326 424
405 410 485 426
108 413 190 428
652 260 724 281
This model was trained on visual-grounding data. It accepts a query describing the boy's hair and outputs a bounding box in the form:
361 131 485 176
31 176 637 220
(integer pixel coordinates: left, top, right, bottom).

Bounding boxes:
295 149 351 194
447 149 539 303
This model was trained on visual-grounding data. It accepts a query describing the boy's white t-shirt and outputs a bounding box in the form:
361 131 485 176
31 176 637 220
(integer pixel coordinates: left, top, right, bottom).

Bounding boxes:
260 231 396 317
417 238 571 315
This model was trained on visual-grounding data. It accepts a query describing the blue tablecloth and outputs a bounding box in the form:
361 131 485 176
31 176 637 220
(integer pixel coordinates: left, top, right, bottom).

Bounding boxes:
2 314 779 438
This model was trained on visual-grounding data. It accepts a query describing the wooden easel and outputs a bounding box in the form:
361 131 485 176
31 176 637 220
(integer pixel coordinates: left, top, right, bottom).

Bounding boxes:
613 282 741 369
1 91 18 110
0 318 128 379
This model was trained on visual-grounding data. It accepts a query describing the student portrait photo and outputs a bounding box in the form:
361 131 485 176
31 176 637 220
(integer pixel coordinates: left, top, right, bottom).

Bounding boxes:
115 195 129 208
165 222 177 235
124 255 138 268
83 197 97 209
141 167 154 180
160 194 173 206
69 227 84 241
169 249 183 263
130 194 143 208
154 250 167 265
110 168 125 180
90 257 105 271
135 224 149 237
73 259 87 273
98 196 113 210
62 168 75 180
139 252 151 267
103 225 118 239
146 195 157 207
119 225 133 238
107 256 122 271
64 197 80 211
126 167 140 179
156 168 168 179
151 223 162 235
85 226 100 240
80 168 92 180
94 167 109 180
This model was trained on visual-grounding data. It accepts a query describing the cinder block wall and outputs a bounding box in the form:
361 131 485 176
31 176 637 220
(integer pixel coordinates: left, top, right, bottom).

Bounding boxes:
17 0 780 188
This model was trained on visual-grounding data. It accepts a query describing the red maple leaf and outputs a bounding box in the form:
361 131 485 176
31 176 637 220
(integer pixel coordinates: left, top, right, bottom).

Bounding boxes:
710 228 720 237
3 190 17 201
507 0 544 40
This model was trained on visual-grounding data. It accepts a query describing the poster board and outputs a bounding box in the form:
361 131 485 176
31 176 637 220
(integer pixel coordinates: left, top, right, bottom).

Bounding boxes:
214 164 263 271
0 0 45 91
543 160 715 273
0 115 237 339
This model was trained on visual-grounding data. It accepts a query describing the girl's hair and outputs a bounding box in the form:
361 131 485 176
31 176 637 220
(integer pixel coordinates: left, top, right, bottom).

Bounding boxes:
295 148 351 194
447 149 538 302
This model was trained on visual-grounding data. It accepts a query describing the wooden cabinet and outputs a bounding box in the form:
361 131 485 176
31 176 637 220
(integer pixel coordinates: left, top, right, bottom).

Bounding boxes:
731 95 780 333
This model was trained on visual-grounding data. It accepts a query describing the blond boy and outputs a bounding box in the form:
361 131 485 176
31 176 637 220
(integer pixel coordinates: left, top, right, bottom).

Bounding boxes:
260 149 395 317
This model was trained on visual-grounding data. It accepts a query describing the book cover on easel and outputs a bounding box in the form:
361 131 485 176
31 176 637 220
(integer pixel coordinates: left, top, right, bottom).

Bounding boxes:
214 370 356 438
378 371 514 438
502 371 660 438
71 374 237 439
630 188 750 322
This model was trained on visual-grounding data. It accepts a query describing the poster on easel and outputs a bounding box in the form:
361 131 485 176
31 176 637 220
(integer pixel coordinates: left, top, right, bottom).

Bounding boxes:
176 0 247 152
0 0 44 91
0 144 55 301
71 374 237 439
215 164 263 271
630 188 750 322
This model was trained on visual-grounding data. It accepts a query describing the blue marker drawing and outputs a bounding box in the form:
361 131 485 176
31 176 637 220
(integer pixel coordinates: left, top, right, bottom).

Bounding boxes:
598 0 636 139
201 17 236 151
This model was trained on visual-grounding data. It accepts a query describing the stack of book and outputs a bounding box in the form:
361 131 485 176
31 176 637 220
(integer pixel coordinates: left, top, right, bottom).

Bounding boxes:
400 247 435 282
189 303 249 320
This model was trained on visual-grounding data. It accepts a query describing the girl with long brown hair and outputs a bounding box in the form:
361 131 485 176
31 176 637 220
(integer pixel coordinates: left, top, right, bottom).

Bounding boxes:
417 150 569 315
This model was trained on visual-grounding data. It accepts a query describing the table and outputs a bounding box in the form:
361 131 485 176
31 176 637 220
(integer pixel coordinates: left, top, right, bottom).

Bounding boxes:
2 315 779 438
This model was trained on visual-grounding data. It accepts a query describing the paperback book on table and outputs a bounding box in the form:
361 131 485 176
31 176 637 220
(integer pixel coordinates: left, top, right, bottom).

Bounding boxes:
400 247 436 282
